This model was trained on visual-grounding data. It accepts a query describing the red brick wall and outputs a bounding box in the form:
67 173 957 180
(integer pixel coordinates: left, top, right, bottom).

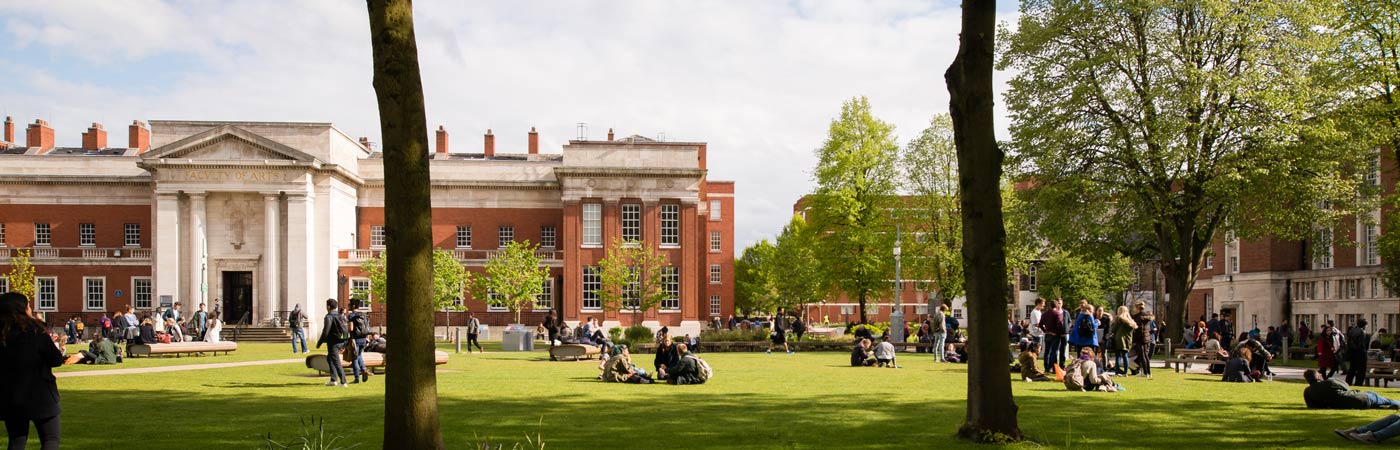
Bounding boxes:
0 204 152 248
356 207 562 250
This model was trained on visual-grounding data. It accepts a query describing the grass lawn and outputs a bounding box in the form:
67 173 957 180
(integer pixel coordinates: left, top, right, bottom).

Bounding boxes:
39 345 1400 449
52 342 304 373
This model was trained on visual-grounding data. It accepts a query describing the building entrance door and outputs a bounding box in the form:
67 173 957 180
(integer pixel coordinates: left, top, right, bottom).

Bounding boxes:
222 271 254 324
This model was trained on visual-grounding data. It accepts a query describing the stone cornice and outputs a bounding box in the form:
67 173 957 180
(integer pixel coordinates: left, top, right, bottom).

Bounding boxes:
359 179 560 190
553 167 706 178
0 175 151 185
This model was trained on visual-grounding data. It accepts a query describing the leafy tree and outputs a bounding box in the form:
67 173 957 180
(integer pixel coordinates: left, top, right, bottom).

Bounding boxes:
1001 0 1368 343
771 215 830 321
596 238 672 325
901 114 965 305
1036 252 1132 308
808 96 900 324
6 249 36 303
948 0 1021 441
356 249 471 312
734 240 779 316
470 241 548 324
365 0 442 445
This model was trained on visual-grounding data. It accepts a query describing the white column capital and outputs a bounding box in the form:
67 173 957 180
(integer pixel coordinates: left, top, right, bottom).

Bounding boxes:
188 192 208 200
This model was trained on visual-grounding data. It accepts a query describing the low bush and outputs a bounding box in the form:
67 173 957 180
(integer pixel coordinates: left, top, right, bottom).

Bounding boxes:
607 326 623 343
623 325 652 343
700 328 770 342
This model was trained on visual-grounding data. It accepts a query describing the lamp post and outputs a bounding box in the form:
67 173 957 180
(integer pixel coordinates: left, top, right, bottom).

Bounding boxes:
892 222 905 343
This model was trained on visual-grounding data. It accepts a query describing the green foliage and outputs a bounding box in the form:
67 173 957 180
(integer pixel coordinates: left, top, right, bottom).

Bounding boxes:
607 326 623 343
900 114 965 300
734 240 780 315
808 96 900 324
5 249 35 302
699 328 771 342
357 249 471 312
1037 252 1132 308
596 238 671 324
261 417 361 450
470 240 548 323
771 215 829 312
623 324 653 344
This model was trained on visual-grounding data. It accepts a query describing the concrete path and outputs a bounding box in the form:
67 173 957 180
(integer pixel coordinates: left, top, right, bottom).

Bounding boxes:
1152 358 1309 381
56 358 304 378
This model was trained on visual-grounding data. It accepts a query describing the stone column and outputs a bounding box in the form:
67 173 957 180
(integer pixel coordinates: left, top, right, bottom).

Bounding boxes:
262 194 280 324
188 193 207 307
153 192 181 310
286 193 320 334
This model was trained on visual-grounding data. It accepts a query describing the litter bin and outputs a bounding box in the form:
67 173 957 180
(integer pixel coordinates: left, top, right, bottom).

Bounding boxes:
502 324 534 351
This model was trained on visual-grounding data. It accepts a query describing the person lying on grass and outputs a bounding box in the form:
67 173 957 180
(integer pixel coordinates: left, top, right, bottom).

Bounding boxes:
1019 342 1052 382
1335 414 1400 444
1304 369 1400 409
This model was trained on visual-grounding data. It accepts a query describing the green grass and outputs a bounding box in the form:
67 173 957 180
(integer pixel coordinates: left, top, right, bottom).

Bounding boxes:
39 345 1400 449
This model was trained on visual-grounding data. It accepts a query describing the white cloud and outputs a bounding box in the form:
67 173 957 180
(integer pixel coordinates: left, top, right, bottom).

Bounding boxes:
0 0 1017 252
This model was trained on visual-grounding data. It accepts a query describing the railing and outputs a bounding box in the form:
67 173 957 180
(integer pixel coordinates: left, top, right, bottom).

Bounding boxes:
343 248 562 262
8 246 152 261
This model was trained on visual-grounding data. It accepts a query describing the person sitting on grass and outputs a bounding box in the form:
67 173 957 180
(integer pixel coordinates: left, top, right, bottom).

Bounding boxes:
1019 342 1053 382
602 345 653 384
850 339 876 367
1336 414 1400 444
654 328 679 381
364 332 387 353
1064 347 1119 392
78 334 121 365
665 343 708 385
1236 332 1275 377
873 335 898 368
1222 347 1256 382
1304 369 1400 409
944 343 963 363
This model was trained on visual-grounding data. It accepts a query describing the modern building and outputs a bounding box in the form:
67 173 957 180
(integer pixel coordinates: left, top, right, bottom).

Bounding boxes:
0 117 735 336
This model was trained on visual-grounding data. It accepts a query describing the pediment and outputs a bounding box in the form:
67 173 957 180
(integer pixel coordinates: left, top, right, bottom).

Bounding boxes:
142 125 317 163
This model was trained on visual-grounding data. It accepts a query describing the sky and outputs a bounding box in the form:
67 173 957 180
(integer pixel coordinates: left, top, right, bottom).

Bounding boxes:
0 0 1018 253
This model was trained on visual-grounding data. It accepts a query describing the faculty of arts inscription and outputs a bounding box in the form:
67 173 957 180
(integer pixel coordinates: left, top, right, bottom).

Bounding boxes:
163 169 300 183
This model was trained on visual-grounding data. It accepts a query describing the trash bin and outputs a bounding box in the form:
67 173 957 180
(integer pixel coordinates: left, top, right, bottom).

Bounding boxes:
502 324 534 351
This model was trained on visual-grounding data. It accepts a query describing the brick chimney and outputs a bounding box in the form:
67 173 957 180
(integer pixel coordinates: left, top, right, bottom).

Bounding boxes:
358 137 371 149
2 116 13 144
82 123 108 150
26 119 54 151
129 120 150 153
607 128 614 141
484 129 495 157
528 127 539 155
436 125 448 154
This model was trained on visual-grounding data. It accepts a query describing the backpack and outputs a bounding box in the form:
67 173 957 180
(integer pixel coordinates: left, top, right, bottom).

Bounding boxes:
351 313 371 338
1076 315 1093 339
288 309 302 328
687 354 713 381
328 313 351 343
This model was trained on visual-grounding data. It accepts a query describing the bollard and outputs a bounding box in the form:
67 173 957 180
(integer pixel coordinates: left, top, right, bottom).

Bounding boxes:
1163 338 1173 369
455 328 461 354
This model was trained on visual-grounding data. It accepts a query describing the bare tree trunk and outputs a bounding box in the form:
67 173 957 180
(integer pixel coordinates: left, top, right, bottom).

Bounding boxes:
858 291 868 325
946 0 1021 442
365 1 443 448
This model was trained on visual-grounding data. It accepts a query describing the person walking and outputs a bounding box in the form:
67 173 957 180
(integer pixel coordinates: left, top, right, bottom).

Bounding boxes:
1 292 66 450
543 313 559 347
1028 298 1045 355
1318 324 1340 379
1039 298 1067 373
316 298 350 387
466 311 483 353
288 304 307 354
930 305 948 362
1131 302 1154 378
1347 319 1371 387
1110 306 1137 375
1067 303 1100 356
767 307 792 355
192 303 208 341
346 301 371 384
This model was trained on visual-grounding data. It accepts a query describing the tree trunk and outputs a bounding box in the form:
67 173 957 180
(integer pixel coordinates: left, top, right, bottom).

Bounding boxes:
858 291 868 324
365 1 443 448
1163 263 1192 344
946 0 1021 442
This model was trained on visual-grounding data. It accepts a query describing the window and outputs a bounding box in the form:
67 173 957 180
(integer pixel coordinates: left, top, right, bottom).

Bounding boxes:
541 226 556 249
0 223 6 246
582 203 602 246
709 200 721 221
710 231 722 252
370 225 386 248
1203 292 1213 316
34 223 50 246
351 278 372 302
582 266 601 310
1228 256 1239 274
36 277 56 311
456 226 472 249
124 223 140 247
84 277 105 311
79 223 95 246
132 277 152 310
621 204 641 242
1367 153 1381 187
710 264 721 284
0 277 7 293
660 204 680 247
1323 280 1331 299
486 290 508 312
710 295 721 316
1205 254 1213 270
1348 279 1360 299
535 278 554 310
498 226 514 247
1366 224 1381 266
953 309 963 319
1373 278 1381 298
661 266 680 310
1027 265 1037 291
1315 228 1333 269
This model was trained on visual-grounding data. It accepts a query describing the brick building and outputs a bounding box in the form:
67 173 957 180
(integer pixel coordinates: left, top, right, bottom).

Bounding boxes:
0 118 735 336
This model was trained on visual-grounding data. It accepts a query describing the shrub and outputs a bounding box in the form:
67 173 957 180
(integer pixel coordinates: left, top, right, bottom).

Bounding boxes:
623 325 653 343
700 328 770 342
608 326 623 342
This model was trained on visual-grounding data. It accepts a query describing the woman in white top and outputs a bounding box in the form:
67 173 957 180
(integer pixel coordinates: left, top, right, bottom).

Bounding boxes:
204 317 223 343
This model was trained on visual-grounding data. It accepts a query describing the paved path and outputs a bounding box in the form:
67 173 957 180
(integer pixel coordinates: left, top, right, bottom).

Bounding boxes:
1153 358 1309 381
56 358 304 378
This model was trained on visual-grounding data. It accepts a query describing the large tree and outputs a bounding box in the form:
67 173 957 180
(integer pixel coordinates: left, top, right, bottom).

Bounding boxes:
771 214 830 322
365 0 442 447
808 96 899 325
1340 2 1400 295
596 238 672 325
356 249 471 312
1037 251 1132 308
900 114 965 307
948 0 1020 441
1002 0 1367 343
734 239 779 316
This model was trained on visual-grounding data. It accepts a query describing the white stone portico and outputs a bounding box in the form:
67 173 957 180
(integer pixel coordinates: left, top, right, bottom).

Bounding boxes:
138 122 366 334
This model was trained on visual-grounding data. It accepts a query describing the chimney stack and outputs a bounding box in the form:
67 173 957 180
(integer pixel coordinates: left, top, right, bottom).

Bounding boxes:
26 119 55 151
607 128 614 141
82 123 108 150
129 120 150 153
358 137 371 149
435 125 449 154
484 129 495 157
528 127 539 155
3 116 13 144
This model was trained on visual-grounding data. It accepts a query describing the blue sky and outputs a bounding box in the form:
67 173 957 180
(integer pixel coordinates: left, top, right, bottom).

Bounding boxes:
0 0 1018 252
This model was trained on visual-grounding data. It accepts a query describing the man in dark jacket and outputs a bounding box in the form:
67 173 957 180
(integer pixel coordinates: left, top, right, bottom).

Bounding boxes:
1347 320 1372 386
1039 298 1067 373
1304 369 1400 409
666 344 707 385
1 292 67 450
316 298 349 387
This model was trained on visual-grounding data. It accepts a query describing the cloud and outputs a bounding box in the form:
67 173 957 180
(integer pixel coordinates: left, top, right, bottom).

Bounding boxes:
0 0 1017 252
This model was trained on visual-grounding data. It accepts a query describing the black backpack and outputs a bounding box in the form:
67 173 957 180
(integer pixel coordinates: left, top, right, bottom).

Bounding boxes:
1076 315 1094 339
351 313 371 338
328 313 351 343
288 309 302 327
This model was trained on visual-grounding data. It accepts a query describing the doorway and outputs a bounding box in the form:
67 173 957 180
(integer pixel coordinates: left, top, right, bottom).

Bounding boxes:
222 271 254 324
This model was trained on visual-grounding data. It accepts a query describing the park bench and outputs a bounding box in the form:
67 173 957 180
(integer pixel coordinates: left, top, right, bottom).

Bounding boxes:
1163 348 1226 372
127 341 238 357
551 344 602 361
305 350 449 375
1367 361 1400 387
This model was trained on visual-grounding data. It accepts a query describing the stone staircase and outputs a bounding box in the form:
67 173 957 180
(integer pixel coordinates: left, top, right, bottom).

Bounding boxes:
220 326 293 343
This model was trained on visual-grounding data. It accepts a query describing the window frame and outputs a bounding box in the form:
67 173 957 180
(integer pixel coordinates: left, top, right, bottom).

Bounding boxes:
582 203 602 247
351 278 372 303
661 266 680 311
36 276 57 311
709 199 721 221
1027 265 1037 291
34 222 50 246
132 277 152 310
621 203 641 243
84 276 105 311
370 225 386 248
540 226 556 249
124 223 141 247
535 278 554 311
582 266 602 310
710 295 721 316
660 204 680 247
709 264 722 284
79 223 96 247
710 231 722 253
456 226 472 249
498 226 514 248
0 223 6 246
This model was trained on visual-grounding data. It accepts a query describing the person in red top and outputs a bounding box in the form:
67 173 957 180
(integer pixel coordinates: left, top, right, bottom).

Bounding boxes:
1318 323 1339 379
1039 298 1067 373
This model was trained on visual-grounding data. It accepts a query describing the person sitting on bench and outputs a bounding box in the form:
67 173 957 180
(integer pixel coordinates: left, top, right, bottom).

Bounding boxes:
1305 369 1400 409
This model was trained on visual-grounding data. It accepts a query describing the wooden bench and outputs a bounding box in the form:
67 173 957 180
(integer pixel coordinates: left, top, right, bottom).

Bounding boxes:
1163 348 1226 372
127 342 238 357
305 350 449 374
550 344 602 361
1368 360 1400 387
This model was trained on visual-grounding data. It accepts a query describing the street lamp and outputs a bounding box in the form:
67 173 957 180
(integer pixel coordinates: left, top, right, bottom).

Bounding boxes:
892 222 905 343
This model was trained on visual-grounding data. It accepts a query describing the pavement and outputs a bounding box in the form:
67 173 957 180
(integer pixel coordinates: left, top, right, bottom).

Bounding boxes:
56 358 304 378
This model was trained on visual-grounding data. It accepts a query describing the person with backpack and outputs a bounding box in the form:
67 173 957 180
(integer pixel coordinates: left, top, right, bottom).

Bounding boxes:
929 305 948 362
289 304 307 354
316 298 350 387
347 300 372 384
1067 303 1100 357
767 307 792 355
466 311 483 353
666 343 710 385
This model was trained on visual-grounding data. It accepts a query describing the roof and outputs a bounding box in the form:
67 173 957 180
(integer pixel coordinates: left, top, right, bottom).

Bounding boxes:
42 147 132 156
